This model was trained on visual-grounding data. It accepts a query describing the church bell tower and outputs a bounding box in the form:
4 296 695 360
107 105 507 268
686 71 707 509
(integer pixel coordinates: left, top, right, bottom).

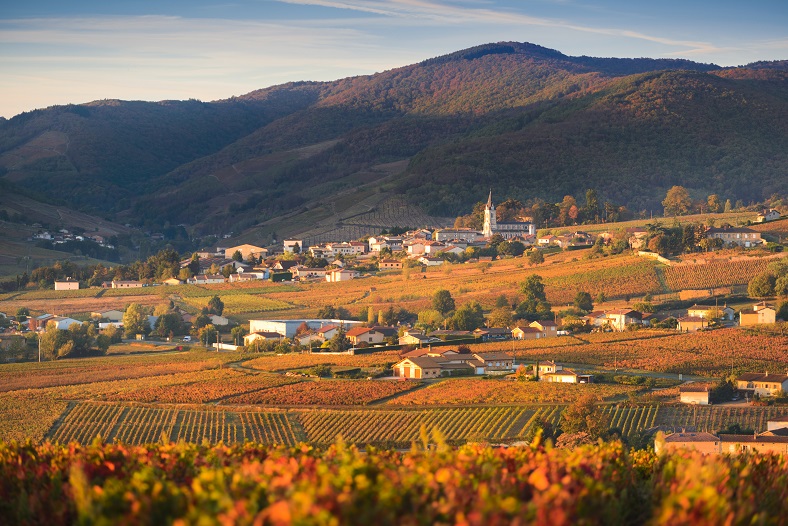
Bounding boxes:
483 190 496 238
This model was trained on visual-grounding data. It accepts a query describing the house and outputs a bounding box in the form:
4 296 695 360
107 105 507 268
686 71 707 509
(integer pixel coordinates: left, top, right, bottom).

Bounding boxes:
541 368 593 383
283 239 304 254
705 226 763 248
292 267 327 280
162 278 183 286
209 315 230 326
687 304 735 321
473 352 515 373
244 332 283 345
658 428 788 455
718 432 788 455
224 244 268 261
46 317 82 331
537 235 555 247
229 270 268 282
427 329 473 340
422 241 446 254
756 209 781 223
405 239 428 256
369 326 399 340
473 327 511 341
188 274 225 285
398 333 441 346
736 372 788 397
272 260 299 272
54 278 79 291
433 229 483 243
676 316 708 332
529 320 558 337
511 326 544 340
294 332 324 346
418 256 444 267
679 384 711 405
436 246 464 257
605 309 642 331
379 259 403 270
535 360 562 376
392 356 445 379
326 268 359 282
583 311 608 327
111 280 144 288
767 416 788 432
91 310 124 322
626 227 649 250
739 303 776 326
656 432 720 455
345 327 385 346
316 325 341 341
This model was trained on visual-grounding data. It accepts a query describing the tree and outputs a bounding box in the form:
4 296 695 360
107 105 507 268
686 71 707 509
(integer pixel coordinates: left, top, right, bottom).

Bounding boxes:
559 394 611 439
432 289 455 315
528 250 544 266
367 306 376 325
417 309 444 330
15 307 29 323
448 302 485 331
231 250 243 262
328 327 352 352
198 324 218 347
495 294 509 308
517 275 553 321
154 313 184 337
748 272 776 298
123 303 150 338
662 186 692 216
707 194 722 213
585 189 600 222
231 326 247 346
724 199 732 213
573 291 593 313
206 295 224 316
487 307 513 328
103 323 122 344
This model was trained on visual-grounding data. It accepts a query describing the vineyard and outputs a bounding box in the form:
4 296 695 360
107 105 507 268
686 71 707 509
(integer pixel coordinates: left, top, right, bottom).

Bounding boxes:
387 379 642 405
48 402 303 445
182 294 293 314
507 328 788 377
221 379 420 406
44 398 788 448
663 258 773 291
3 440 788 525
298 406 533 445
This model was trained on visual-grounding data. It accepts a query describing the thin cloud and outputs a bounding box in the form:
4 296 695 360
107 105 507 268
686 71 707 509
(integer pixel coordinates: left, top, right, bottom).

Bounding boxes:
273 0 722 54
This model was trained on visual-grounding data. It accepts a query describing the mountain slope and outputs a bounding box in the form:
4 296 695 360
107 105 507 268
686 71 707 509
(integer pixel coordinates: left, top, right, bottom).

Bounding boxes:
0 42 785 240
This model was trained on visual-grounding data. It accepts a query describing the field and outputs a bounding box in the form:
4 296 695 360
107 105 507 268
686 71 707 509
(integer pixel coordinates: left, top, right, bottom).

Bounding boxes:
4 251 784 324
387 378 642 405
506 328 788 377
221 379 420 406
663 257 773 291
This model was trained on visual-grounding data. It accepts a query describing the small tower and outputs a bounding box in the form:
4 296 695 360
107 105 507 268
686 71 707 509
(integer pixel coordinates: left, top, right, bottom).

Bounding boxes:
483 190 496 238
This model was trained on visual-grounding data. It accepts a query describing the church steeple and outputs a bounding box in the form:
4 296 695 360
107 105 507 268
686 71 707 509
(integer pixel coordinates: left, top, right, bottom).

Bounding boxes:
483 190 496 238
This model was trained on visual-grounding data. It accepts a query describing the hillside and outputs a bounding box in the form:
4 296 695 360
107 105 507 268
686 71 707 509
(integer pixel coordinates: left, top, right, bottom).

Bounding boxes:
0 42 785 240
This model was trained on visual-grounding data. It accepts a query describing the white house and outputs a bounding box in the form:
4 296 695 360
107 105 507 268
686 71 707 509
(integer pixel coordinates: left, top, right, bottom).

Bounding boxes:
326 268 359 282
54 279 80 291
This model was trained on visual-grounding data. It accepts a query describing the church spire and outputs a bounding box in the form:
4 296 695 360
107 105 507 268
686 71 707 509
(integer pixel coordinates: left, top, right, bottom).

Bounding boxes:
487 189 492 209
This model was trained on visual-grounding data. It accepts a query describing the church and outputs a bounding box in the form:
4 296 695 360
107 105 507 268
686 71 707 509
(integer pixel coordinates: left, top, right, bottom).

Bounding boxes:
483 191 535 239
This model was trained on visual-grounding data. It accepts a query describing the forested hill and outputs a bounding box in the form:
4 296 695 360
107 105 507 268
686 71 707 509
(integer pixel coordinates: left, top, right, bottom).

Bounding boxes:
0 42 785 235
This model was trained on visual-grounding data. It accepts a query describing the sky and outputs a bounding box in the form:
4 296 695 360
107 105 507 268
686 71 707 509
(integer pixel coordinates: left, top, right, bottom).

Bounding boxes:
1 0 786 118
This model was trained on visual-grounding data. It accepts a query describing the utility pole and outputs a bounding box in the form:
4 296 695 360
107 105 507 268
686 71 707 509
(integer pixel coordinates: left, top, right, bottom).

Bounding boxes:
38 333 41 363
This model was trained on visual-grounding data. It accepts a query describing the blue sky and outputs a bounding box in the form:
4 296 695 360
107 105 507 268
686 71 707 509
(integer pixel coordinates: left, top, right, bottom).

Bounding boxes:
1 0 786 118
